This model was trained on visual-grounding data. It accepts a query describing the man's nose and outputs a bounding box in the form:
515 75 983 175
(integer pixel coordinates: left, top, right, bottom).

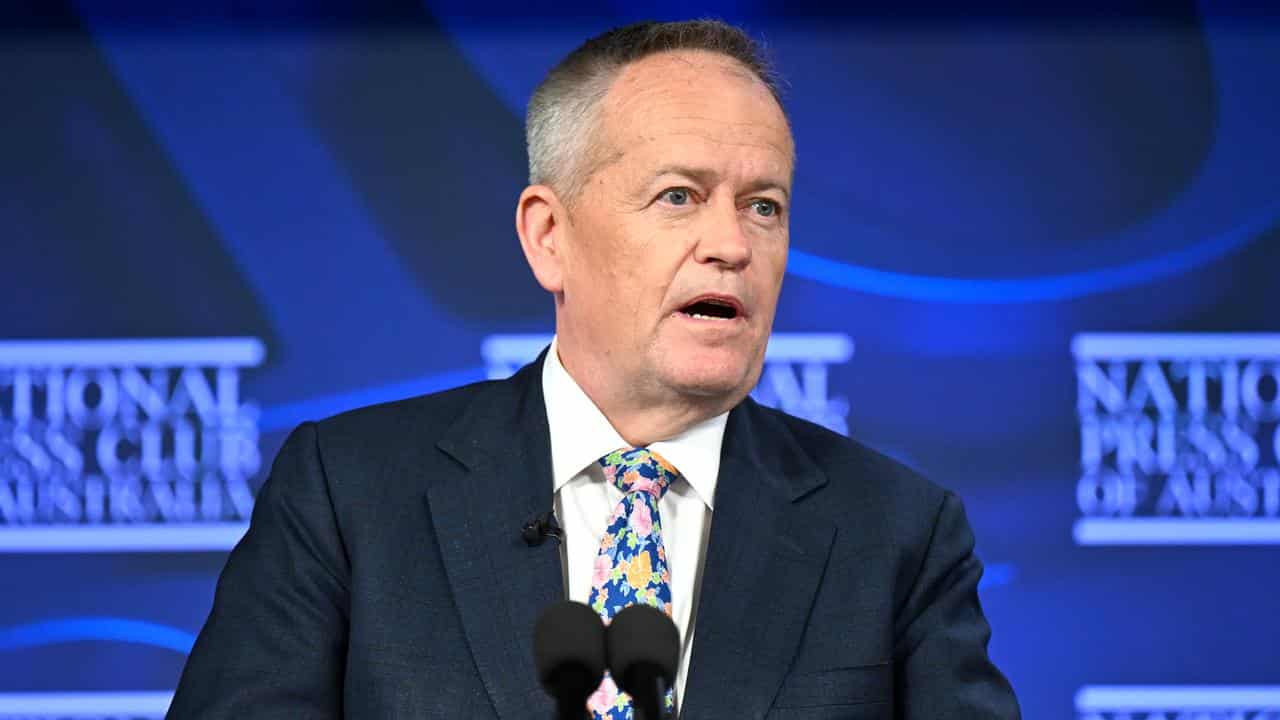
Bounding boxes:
693 202 752 269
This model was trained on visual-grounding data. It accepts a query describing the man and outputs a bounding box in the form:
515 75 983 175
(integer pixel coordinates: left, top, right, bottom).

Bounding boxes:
169 20 1020 719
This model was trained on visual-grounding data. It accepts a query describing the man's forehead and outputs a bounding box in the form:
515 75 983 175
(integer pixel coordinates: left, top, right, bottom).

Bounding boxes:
612 49 757 89
596 50 795 178
605 50 784 121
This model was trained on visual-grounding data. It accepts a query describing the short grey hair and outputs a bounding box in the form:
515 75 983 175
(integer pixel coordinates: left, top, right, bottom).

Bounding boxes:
525 20 785 205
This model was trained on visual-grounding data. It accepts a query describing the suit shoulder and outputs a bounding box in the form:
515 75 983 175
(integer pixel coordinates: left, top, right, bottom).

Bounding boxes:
310 378 499 447
761 403 949 508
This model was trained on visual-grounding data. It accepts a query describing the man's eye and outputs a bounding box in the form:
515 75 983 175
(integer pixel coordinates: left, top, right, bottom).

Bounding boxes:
660 188 692 206
752 199 780 217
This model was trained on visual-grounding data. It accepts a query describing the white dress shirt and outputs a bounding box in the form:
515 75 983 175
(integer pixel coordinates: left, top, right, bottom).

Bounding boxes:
542 337 727 711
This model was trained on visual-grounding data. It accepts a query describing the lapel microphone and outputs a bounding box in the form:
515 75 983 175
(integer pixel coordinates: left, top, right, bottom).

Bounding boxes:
522 510 563 546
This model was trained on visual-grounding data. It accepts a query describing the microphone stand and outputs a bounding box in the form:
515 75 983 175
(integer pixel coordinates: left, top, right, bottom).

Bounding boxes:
628 668 671 720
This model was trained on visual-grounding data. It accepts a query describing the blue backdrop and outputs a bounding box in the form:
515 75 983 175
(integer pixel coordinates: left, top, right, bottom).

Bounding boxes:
1 2 1278 718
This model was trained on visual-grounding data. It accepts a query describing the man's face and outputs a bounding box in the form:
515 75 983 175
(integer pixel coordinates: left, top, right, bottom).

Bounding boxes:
555 50 794 409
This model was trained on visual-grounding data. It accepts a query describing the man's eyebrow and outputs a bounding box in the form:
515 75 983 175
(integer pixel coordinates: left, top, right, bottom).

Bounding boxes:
651 164 791 200
739 176 791 202
651 164 719 187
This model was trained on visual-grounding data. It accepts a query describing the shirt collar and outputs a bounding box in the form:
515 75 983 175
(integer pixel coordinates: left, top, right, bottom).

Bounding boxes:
541 337 727 510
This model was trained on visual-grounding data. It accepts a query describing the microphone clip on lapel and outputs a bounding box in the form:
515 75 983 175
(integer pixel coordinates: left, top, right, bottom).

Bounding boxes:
522 510 563 547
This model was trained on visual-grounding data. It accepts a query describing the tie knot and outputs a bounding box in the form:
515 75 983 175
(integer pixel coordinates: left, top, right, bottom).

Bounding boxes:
599 447 677 500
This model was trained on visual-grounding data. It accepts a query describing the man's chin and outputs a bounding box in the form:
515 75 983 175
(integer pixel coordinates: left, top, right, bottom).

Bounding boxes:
650 336 765 404
658 363 757 404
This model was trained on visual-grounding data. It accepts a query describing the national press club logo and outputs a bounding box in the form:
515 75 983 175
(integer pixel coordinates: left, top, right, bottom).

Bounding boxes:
1072 334 1280 546
1071 335 1280 720
481 333 855 435
0 338 264 552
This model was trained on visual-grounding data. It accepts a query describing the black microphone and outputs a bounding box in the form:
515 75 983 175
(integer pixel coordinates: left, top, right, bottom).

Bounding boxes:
533 601 607 720
522 510 563 546
606 604 680 720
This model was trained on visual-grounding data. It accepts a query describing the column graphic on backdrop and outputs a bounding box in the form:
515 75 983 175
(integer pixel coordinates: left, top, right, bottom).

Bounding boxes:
481 333 855 435
1075 686 1280 719
0 338 265 552
1073 334 1280 546
0 692 170 720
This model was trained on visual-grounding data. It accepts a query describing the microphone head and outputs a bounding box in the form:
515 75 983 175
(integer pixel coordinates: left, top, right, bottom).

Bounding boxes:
605 604 680 696
521 516 545 546
522 511 563 546
533 601 607 704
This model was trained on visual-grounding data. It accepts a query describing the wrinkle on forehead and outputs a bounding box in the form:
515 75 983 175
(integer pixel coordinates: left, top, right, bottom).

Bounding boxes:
648 125 793 160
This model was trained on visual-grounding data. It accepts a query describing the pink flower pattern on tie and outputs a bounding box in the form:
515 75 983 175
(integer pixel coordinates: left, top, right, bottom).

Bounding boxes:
587 447 678 720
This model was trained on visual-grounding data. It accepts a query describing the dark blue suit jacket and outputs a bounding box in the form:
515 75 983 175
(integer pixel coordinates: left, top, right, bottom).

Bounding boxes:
169 356 1020 718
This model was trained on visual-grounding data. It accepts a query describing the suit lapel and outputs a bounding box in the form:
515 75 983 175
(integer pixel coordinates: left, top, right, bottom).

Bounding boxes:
428 355 564 720
679 400 836 720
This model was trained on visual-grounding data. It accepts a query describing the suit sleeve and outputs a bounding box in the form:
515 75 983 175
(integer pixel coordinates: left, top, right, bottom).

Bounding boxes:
167 422 350 719
893 491 1021 719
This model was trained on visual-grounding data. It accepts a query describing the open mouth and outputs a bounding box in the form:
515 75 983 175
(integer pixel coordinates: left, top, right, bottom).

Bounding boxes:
678 297 742 320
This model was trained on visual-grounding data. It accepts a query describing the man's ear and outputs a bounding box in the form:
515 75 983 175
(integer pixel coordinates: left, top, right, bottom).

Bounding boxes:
515 184 569 295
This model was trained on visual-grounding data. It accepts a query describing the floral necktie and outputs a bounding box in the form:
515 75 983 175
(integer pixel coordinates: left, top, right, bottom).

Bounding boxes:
586 447 678 720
